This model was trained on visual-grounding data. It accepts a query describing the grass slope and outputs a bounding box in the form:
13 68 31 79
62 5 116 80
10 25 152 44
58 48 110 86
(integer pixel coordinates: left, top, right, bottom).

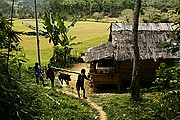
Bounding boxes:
33 85 98 120
88 92 180 120
88 94 154 120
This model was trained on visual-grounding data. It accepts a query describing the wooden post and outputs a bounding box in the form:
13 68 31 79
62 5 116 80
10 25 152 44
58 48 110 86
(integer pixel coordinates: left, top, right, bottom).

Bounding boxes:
34 0 41 66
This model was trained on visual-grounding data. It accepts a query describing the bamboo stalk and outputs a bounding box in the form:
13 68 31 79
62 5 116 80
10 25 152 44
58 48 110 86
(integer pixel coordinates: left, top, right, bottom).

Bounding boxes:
46 94 60 105
51 66 80 75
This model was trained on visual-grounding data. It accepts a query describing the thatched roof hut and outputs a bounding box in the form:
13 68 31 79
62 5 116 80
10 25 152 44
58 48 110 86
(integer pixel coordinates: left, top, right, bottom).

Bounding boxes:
84 23 180 62
84 23 179 92
83 41 114 62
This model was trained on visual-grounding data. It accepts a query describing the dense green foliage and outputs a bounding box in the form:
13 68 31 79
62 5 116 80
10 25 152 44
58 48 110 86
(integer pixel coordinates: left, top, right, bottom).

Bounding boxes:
0 13 20 49
152 63 180 92
143 14 171 23
50 45 81 67
0 0 44 18
0 13 33 119
0 0 11 17
0 70 98 119
0 0 179 21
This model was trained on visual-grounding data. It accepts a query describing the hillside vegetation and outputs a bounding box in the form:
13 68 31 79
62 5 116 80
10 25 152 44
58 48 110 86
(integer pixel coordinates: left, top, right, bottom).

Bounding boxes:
1 0 179 21
0 0 179 120
0 69 99 120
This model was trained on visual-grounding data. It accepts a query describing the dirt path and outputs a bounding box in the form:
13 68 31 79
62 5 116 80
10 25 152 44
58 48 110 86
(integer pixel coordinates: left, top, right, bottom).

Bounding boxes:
63 63 93 94
61 86 107 120
57 63 107 120
85 97 107 120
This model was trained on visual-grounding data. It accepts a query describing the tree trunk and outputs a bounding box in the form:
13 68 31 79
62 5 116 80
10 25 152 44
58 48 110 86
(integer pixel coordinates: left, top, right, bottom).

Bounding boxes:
34 0 41 66
130 0 141 100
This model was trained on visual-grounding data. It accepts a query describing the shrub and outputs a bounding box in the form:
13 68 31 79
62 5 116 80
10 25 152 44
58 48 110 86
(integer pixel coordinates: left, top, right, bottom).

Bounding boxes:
50 45 82 68
148 62 180 119
152 62 180 93
92 12 104 22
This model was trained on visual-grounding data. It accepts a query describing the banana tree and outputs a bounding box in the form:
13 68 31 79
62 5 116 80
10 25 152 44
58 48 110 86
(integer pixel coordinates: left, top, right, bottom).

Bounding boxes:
42 12 80 46
42 12 81 66
23 12 80 66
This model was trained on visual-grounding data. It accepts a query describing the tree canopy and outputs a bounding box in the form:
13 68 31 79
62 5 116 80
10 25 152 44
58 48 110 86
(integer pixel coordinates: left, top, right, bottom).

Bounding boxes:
0 0 179 19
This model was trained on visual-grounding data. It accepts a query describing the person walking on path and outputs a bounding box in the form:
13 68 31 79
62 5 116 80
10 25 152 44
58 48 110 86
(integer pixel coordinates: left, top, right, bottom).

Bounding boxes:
34 62 45 86
46 64 55 88
76 69 91 99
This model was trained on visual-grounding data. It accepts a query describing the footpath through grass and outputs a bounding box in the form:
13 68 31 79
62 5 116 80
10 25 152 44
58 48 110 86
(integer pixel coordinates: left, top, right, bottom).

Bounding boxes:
88 94 133 120
33 86 98 120
25 77 99 120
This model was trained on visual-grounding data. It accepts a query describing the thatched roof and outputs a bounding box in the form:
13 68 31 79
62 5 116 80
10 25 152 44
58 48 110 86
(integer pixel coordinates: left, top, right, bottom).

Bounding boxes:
111 23 177 31
83 41 114 62
84 23 180 62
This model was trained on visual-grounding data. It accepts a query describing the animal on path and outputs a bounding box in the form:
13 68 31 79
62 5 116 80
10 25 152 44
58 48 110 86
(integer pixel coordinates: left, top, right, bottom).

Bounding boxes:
58 72 71 85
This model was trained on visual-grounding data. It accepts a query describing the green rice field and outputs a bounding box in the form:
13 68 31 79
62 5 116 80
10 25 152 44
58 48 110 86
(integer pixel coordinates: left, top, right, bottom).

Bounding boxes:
13 19 110 66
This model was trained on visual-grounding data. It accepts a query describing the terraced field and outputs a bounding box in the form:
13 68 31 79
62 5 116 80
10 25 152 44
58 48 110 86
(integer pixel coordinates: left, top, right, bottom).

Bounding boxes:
13 19 110 66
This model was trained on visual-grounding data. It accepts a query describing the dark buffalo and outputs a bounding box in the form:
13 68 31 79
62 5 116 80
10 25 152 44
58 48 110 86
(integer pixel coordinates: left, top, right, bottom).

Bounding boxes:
58 72 71 85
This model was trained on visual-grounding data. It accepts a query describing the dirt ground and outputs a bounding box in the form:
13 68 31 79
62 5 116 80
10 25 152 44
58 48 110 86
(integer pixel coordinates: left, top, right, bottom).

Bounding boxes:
56 63 107 120
62 63 94 94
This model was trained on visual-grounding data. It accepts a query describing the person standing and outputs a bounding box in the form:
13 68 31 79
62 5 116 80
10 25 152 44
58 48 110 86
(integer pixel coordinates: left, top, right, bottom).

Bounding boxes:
34 62 45 86
46 64 55 88
76 69 91 99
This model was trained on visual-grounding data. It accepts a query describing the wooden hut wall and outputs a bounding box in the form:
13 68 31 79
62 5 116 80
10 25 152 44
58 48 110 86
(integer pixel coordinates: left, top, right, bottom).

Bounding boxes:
119 60 132 91
119 58 176 90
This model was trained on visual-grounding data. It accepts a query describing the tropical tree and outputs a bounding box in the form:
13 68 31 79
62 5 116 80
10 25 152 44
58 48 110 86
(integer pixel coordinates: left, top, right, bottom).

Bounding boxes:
23 12 80 67
130 0 142 100
92 12 104 22
0 14 20 49
42 12 80 66
0 12 38 120
120 9 134 23
42 12 78 47
0 11 25 77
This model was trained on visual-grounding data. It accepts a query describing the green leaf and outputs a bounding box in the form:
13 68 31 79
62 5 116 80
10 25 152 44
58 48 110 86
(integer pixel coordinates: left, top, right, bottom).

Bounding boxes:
69 36 76 42
49 38 52 43
38 19 46 29
56 12 66 33
66 17 79 33
18 58 27 63
44 13 54 33
70 42 82 46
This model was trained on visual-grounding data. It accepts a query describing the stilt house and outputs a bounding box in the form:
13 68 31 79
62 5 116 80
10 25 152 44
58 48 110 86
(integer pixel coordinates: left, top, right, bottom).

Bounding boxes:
84 23 180 92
